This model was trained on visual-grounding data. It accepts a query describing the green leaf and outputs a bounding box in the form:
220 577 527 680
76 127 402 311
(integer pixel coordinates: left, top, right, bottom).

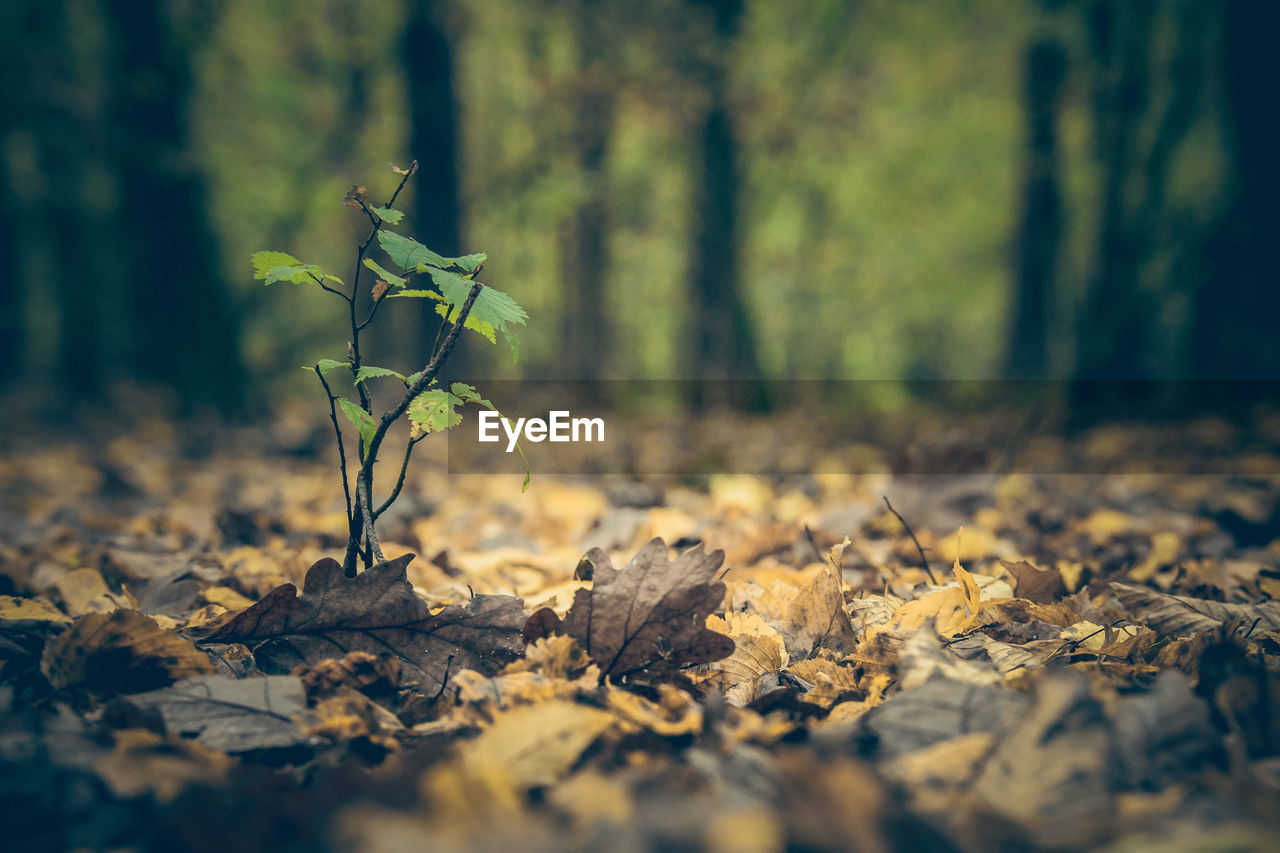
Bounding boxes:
252 251 338 286
337 398 377 456
354 365 406 384
371 206 404 224
311 358 350 375
387 289 443 300
377 231 451 271
453 253 487 274
426 268 527 361
408 389 464 437
362 259 405 289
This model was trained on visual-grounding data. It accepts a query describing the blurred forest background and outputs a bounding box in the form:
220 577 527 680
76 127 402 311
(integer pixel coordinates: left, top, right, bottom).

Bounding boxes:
1 0 1276 419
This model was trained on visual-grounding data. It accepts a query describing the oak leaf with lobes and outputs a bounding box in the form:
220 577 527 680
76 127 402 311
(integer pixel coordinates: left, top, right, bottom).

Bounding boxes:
549 538 735 680
191 555 526 692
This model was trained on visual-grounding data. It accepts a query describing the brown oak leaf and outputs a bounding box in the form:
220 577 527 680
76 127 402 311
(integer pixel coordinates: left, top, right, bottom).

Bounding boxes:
191 555 526 692
559 538 735 680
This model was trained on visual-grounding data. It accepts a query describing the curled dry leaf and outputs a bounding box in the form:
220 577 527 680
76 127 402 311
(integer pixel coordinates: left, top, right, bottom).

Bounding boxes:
709 611 788 705
192 555 526 693
559 538 735 680
42 610 215 692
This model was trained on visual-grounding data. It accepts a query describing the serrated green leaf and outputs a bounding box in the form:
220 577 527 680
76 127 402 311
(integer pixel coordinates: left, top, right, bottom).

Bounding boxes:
387 289 444 300
312 358 350 375
252 250 331 286
408 389 464 437
453 253 487 274
337 398 377 456
354 365 406 384
405 371 424 387
362 259 405 289
371 206 404 224
436 301 495 343
377 231 451 271
426 268 527 361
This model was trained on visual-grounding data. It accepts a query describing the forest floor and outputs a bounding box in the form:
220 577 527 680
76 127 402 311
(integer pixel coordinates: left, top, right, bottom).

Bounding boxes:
2 405 1280 852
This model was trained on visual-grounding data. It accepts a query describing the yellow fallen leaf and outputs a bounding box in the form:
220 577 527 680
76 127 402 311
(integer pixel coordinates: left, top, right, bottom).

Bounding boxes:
0 595 71 623
53 568 134 616
201 586 254 611
452 699 613 795
607 683 702 736
1129 531 1181 582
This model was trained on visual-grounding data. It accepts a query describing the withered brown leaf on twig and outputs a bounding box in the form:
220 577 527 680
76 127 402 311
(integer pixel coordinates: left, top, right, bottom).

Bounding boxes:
191 555 527 692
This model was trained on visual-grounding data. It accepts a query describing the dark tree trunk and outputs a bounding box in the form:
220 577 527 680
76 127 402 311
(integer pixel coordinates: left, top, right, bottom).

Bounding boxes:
1070 1 1218 417
1005 37 1067 380
1073 0 1155 387
403 0 468 376
1193 0 1280 384
686 0 765 410
101 0 243 410
11 0 118 399
557 0 614 381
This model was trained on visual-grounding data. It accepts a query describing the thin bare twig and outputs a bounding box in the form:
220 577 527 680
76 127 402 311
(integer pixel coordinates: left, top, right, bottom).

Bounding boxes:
883 495 937 584
314 366 354 531
373 434 425 520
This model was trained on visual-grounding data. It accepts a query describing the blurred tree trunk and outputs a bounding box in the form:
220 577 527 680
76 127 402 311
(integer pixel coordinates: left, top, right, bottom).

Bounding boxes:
686 0 766 410
403 0 468 376
1070 1 1209 416
101 0 243 410
1193 1 1280 385
9 0 118 400
1005 35 1067 380
557 0 614 381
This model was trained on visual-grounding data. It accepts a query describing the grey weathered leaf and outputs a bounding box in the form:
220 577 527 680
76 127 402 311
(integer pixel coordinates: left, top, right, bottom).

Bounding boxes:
125 674 307 752
1111 582 1280 636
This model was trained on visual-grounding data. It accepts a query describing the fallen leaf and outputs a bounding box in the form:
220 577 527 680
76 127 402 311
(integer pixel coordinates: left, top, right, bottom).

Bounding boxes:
193 555 527 692
1111 582 1280 637
1000 559 1066 603
776 561 856 657
94 728 232 803
559 538 734 679
42 610 215 692
0 594 71 623
709 611 788 705
52 567 135 616
123 674 308 752
971 670 1115 848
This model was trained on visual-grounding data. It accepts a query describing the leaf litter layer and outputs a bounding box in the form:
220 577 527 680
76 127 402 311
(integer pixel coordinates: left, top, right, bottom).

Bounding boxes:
2 409 1280 851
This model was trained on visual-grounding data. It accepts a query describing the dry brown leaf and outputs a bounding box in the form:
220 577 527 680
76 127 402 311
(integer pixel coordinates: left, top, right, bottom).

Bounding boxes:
778 561 856 657
1000 559 1066 603
559 538 734 679
709 611 788 706
42 610 214 692
193 555 527 692
787 657 859 708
